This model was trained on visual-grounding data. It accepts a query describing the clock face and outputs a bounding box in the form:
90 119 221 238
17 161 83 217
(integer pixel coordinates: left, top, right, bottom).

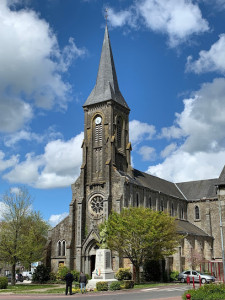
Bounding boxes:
95 116 102 125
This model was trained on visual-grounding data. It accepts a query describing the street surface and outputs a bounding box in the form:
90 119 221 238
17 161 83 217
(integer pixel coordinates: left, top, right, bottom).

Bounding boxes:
0 284 190 300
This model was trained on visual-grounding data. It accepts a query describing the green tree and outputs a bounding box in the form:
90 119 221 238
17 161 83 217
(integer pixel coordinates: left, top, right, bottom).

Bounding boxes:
0 187 49 285
99 207 182 283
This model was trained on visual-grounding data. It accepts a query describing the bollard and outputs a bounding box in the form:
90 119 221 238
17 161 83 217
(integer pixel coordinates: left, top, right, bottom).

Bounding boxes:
187 275 190 285
192 276 195 289
199 275 201 287
186 294 191 299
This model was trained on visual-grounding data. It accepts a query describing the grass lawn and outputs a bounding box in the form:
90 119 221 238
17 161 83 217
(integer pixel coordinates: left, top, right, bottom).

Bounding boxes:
0 284 58 293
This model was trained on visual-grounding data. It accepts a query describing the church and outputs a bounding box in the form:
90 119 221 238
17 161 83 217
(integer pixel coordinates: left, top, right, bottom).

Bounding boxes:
45 25 225 278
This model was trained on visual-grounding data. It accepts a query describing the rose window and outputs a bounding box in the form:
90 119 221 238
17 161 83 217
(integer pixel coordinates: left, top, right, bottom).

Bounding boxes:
90 196 104 214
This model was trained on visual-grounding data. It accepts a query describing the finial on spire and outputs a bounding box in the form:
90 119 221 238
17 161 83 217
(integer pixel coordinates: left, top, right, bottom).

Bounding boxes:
105 8 108 25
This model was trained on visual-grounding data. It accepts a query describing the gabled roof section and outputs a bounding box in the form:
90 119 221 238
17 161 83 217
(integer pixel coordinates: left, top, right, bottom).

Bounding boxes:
176 179 218 201
119 169 186 199
83 25 129 109
218 165 225 185
176 220 212 237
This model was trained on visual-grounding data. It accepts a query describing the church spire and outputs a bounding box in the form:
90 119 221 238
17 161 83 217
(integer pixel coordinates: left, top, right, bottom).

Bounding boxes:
83 25 129 109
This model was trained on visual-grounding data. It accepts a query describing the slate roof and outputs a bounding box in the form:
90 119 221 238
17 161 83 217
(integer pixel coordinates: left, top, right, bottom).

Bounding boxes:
83 25 129 109
176 219 212 237
218 165 225 185
176 179 218 201
119 169 186 199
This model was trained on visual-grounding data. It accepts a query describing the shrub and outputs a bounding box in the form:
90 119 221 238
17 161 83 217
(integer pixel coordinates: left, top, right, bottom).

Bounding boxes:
56 266 69 281
49 272 57 281
182 283 225 300
170 271 179 282
123 280 134 289
96 281 108 291
71 270 80 282
116 268 132 281
0 277 8 289
32 265 50 283
109 281 121 291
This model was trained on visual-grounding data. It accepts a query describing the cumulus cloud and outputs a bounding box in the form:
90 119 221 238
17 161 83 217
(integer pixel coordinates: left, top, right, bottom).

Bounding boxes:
186 34 225 74
49 212 69 227
146 78 225 182
3 132 84 189
148 150 225 182
160 143 177 158
129 120 156 146
0 0 86 133
138 146 156 161
0 151 19 172
3 127 63 147
0 202 8 220
107 0 209 47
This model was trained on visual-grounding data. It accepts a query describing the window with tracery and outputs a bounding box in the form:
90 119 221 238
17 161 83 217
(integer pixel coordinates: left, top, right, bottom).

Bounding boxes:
149 197 152 209
160 200 164 211
117 117 122 148
58 241 61 256
62 241 66 256
195 206 200 220
136 193 139 207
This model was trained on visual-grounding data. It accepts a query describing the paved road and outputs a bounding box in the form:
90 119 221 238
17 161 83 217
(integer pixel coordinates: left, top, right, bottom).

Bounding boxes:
0 285 190 300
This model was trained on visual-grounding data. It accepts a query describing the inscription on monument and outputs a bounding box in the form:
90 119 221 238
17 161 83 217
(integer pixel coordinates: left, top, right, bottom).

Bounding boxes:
106 251 110 268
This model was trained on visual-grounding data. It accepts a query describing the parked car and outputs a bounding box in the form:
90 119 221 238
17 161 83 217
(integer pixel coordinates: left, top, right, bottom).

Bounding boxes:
178 270 215 284
6 273 23 282
16 274 24 282
22 271 32 280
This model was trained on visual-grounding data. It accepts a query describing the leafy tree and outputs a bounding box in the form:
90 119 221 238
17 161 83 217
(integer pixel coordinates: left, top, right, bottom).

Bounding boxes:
32 265 50 283
99 207 182 283
0 187 49 285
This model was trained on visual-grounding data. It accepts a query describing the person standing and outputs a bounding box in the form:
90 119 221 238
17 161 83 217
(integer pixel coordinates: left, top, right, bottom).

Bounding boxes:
65 271 74 295
79 272 87 294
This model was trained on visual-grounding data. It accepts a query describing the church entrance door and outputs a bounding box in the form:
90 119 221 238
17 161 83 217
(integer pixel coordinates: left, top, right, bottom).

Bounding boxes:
90 255 96 275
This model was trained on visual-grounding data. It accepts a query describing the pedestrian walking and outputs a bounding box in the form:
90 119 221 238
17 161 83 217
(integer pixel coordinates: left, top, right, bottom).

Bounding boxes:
65 271 74 295
79 272 87 294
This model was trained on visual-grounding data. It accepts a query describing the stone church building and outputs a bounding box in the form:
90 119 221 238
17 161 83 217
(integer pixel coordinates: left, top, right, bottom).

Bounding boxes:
45 25 225 277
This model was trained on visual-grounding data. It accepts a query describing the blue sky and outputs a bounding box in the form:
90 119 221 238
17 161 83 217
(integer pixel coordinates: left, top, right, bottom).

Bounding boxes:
0 0 225 226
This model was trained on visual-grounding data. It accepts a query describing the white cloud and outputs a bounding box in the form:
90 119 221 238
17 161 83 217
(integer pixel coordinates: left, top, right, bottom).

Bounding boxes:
138 146 156 161
0 151 19 172
160 143 177 158
3 127 63 147
0 202 8 220
49 212 69 227
186 34 225 74
10 187 21 195
129 120 156 145
146 78 225 182
148 150 225 182
107 0 209 47
3 132 84 189
0 0 86 133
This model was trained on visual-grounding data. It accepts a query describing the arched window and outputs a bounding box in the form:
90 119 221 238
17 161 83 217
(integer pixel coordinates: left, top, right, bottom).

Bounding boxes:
117 117 122 148
136 193 139 207
171 203 174 216
181 207 184 219
195 206 200 220
160 200 164 211
58 241 61 256
149 197 152 209
62 241 66 256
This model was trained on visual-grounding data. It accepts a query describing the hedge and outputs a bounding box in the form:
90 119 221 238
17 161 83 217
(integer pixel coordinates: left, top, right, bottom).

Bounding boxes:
123 280 134 289
96 281 108 291
109 281 121 291
0 277 8 289
182 283 225 300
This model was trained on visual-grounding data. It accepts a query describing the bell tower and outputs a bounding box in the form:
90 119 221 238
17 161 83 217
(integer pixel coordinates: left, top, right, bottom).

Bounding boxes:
74 25 132 273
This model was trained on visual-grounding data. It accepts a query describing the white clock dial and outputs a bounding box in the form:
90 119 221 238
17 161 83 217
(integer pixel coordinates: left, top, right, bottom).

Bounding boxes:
95 116 102 125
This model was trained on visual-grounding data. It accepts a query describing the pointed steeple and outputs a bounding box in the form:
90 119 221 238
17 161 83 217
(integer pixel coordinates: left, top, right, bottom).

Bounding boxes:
83 25 129 109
